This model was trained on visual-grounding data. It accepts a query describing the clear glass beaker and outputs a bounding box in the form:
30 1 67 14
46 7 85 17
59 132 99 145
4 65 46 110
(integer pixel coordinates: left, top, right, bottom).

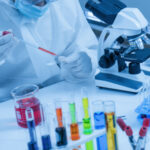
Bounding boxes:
11 84 41 128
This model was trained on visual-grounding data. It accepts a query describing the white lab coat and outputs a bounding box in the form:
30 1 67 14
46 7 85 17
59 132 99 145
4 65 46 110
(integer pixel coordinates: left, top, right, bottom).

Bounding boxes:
0 0 98 101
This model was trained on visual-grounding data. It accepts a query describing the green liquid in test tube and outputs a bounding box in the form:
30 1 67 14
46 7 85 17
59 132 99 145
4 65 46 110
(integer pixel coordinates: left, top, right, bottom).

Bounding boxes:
82 88 94 150
69 103 77 123
69 102 80 150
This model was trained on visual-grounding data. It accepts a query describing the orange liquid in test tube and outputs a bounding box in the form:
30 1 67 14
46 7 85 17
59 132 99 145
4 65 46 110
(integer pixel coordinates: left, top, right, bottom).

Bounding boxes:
56 108 63 127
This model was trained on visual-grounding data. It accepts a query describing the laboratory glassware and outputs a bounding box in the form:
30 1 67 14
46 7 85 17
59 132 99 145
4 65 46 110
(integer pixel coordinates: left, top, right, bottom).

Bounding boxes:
92 100 107 150
136 126 147 150
40 104 52 150
55 101 68 147
103 100 118 150
26 107 39 150
11 84 41 128
69 101 81 150
81 88 94 150
69 101 80 141
117 118 136 149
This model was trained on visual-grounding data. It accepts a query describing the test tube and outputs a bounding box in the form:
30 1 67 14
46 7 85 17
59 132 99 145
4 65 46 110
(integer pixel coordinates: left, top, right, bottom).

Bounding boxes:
69 101 81 150
103 101 118 150
25 108 39 150
136 126 147 150
92 100 108 150
55 102 68 147
69 101 80 141
40 105 52 150
81 88 94 150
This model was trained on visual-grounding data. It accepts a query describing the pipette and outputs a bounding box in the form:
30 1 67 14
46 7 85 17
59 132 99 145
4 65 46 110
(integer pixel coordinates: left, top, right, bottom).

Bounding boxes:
2 31 57 56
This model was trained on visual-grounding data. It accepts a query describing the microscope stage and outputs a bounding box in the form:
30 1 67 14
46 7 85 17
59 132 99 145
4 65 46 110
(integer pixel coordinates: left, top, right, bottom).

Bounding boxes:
95 72 143 93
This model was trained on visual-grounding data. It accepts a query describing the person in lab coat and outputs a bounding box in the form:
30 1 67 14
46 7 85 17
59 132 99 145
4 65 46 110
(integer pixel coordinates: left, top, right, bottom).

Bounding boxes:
0 0 98 101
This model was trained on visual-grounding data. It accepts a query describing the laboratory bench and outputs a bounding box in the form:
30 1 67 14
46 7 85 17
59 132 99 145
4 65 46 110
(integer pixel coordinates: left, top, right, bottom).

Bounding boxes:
0 80 149 150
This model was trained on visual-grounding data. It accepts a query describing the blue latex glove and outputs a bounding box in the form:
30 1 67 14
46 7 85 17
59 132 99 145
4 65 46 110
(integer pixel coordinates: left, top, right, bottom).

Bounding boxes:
57 51 94 83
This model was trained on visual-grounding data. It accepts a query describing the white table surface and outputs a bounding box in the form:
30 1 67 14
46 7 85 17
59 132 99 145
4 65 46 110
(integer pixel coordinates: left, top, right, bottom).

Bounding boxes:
0 80 149 150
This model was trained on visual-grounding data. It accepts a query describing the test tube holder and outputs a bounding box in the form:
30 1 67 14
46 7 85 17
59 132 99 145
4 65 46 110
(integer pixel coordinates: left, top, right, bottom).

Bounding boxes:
52 128 106 150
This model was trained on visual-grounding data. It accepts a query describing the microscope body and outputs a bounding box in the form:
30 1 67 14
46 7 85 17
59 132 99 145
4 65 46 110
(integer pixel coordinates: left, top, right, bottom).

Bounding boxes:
95 7 150 92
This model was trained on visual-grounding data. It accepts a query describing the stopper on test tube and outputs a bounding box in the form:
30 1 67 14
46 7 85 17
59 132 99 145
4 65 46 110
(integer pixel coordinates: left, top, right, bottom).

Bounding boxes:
125 126 133 137
139 126 147 137
143 118 150 127
117 118 127 131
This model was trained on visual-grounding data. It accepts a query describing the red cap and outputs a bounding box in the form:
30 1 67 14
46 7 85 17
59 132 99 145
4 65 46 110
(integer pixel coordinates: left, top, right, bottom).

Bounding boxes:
125 126 133 136
117 118 127 131
139 126 147 137
2 31 11 36
143 118 150 127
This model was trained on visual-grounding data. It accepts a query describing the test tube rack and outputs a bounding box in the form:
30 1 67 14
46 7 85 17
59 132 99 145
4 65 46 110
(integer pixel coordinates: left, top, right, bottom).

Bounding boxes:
52 128 106 150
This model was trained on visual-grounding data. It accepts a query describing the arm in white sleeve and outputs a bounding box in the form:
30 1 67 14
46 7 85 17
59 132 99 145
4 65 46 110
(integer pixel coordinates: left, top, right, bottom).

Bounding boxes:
66 0 98 72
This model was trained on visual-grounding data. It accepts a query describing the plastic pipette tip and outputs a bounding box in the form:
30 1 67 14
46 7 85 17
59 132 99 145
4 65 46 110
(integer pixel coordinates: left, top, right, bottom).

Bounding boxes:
125 126 133 136
143 118 150 127
117 118 127 131
139 126 147 137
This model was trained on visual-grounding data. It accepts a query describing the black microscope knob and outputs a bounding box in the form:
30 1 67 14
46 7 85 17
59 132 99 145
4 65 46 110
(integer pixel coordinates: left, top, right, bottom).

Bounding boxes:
99 54 115 68
129 62 141 74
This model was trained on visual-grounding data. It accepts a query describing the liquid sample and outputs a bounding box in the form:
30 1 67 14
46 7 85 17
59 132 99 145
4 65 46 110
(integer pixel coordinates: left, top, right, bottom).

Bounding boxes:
56 108 63 127
69 103 76 123
94 112 107 150
55 126 68 147
70 123 80 141
105 112 118 150
15 97 41 128
41 135 52 150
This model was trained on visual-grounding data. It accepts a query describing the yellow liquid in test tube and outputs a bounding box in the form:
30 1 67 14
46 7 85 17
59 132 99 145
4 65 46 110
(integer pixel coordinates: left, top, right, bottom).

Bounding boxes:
83 98 89 119
105 112 118 150
82 97 94 150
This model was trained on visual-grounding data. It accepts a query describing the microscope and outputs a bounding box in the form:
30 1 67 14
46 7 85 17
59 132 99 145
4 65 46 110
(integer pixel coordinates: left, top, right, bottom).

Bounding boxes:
86 0 150 92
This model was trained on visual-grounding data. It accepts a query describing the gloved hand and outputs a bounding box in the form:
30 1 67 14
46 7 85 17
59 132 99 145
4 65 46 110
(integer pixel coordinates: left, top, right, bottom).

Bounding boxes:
0 30 17 65
57 51 94 83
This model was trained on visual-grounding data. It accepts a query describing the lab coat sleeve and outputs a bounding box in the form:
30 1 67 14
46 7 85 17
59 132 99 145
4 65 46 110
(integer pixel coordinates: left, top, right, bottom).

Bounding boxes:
70 0 99 72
